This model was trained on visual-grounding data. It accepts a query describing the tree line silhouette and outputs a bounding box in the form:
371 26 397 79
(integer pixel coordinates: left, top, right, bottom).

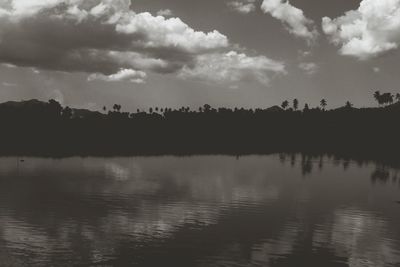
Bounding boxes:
373 91 400 106
0 91 399 157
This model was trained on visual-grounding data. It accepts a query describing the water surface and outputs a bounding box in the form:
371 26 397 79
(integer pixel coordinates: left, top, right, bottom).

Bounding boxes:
0 155 399 266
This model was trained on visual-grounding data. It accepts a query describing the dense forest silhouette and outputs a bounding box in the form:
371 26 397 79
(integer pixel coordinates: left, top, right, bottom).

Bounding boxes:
0 90 400 158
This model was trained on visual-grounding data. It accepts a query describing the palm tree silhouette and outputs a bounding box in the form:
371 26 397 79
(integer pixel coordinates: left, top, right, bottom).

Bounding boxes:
374 91 382 106
386 93 394 105
113 104 121 112
281 100 289 110
320 99 327 111
293 99 299 111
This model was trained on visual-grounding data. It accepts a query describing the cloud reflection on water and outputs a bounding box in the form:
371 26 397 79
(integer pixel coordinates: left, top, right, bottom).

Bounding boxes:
0 155 399 266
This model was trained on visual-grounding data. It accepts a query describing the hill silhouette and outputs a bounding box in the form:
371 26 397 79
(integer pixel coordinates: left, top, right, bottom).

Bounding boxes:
0 97 399 159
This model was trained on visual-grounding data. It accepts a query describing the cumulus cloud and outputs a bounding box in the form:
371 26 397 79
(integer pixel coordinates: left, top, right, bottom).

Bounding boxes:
0 1 227 76
179 51 286 86
156 9 173 17
322 0 400 60
88 68 147 83
261 0 318 42
227 0 257 14
0 0 284 86
298 62 318 75
115 12 228 53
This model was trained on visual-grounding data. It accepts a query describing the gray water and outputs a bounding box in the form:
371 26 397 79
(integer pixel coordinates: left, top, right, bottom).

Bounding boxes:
0 155 399 267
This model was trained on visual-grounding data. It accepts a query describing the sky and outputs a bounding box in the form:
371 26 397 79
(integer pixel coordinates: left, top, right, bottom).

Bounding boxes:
0 0 399 111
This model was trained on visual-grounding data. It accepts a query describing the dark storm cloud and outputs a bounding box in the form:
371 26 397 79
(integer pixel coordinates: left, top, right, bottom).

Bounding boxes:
0 0 285 84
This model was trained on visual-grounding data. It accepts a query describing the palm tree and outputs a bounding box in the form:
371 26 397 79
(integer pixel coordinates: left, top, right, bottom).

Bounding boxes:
113 104 122 112
281 100 289 110
303 103 309 112
386 93 394 105
379 93 394 106
320 99 327 111
103 106 107 112
374 91 382 106
293 99 299 111
345 101 353 109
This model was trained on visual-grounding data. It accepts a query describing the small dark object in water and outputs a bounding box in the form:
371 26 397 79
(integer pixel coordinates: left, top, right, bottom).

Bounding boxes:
396 201 400 204
20 159 25 162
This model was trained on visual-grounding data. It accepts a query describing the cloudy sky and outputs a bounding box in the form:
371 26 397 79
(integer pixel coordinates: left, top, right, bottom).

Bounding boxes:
0 0 399 111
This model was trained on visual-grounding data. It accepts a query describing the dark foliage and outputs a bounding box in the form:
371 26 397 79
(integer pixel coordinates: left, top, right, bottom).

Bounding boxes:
0 96 400 158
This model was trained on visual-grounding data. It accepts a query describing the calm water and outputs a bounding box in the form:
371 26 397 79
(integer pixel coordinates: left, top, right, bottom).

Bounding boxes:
0 155 400 267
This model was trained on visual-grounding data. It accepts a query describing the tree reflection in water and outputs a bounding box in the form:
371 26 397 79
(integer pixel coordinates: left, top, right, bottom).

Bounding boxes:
0 155 399 266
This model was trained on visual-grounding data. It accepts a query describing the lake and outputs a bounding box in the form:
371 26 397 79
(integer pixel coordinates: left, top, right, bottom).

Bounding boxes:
0 155 399 266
